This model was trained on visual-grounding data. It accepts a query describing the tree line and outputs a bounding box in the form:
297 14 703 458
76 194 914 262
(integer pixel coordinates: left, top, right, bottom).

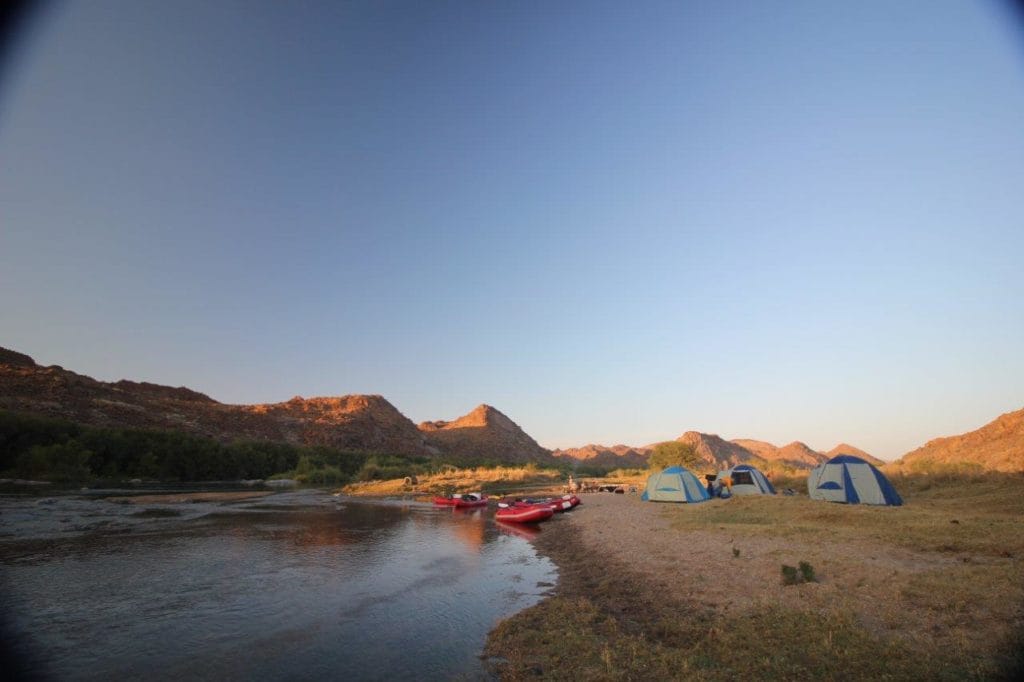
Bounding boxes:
0 410 379 484
0 410 603 486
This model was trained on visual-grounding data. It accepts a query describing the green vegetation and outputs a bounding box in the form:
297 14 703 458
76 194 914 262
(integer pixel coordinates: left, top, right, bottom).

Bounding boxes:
781 564 800 585
0 409 375 484
781 562 815 585
354 453 433 482
344 461 567 497
647 441 700 470
0 410 571 487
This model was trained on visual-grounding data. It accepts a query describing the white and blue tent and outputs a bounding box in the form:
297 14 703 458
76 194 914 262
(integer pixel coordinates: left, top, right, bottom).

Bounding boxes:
716 464 776 496
807 454 903 506
641 466 710 503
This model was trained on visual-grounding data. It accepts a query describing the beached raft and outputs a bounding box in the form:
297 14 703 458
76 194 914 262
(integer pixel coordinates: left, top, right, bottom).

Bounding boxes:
522 494 581 513
433 493 489 508
495 501 555 524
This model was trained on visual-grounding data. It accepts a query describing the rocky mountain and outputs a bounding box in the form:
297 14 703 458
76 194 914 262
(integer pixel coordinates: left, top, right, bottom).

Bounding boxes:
731 438 841 469
729 439 778 461
418 404 552 464
675 432 761 470
826 443 884 466
898 408 1024 472
0 347 431 456
551 444 650 469
776 441 830 468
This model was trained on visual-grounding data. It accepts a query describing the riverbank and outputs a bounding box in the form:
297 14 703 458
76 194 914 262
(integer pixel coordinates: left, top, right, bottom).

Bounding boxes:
485 477 1024 680
342 465 568 498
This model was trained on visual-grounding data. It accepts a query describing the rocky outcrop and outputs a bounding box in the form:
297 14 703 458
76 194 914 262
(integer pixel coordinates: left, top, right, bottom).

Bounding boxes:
0 346 431 456
775 441 830 468
674 432 760 470
551 444 650 469
418 404 552 464
730 438 832 469
897 408 1024 472
730 439 780 462
0 347 35 367
825 443 884 466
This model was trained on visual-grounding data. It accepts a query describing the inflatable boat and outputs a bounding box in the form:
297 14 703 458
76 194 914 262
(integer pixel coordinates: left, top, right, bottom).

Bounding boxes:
495 501 555 524
433 493 489 508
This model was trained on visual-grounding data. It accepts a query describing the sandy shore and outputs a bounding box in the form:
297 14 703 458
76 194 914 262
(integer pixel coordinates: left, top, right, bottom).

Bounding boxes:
500 490 1021 676
541 493 953 618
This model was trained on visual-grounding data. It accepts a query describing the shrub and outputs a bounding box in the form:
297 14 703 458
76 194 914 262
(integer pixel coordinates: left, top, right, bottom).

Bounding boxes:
781 562 817 585
781 565 800 585
648 441 700 470
17 440 92 483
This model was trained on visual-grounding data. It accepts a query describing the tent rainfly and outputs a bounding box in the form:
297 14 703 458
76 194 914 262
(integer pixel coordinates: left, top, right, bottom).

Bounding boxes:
716 464 776 496
641 466 710 503
807 454 903 506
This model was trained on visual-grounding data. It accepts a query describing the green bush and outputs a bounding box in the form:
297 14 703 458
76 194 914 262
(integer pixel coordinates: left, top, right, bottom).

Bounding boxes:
0 409 371 484
355 453 431 482
648 441 700 470
781 565 800 586
17 440 92 482
781 561 817 585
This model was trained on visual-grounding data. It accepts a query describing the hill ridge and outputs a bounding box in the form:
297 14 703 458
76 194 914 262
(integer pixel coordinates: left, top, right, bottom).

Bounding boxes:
897 408 1024 472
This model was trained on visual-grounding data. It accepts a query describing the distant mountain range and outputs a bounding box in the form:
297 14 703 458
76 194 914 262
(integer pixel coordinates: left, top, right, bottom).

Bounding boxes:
1 346 1021 471
0 346 545 463
551 444 651 469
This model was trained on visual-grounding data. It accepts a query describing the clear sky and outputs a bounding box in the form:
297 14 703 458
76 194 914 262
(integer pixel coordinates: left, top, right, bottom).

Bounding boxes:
2 1 1023 460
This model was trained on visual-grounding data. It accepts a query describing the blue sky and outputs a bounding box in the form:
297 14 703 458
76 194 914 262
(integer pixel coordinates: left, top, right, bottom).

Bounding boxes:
2 1 1023 460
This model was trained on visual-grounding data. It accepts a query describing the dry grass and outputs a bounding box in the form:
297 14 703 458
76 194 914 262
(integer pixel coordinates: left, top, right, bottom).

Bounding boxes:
674 472 1024 557
341 465 566 497
485 473 1024 680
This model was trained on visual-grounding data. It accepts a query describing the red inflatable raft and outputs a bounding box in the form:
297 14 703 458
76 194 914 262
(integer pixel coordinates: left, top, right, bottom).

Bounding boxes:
433 493 489 508
522 494 581 513
495 501 555 524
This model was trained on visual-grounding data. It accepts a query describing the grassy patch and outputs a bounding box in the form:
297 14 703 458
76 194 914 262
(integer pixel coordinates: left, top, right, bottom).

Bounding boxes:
486 531 979 681
342 464 566 497
487 474 1024 680
668 474 1024 559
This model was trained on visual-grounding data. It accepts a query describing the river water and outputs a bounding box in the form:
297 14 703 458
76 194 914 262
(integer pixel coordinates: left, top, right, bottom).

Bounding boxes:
0 489 558 681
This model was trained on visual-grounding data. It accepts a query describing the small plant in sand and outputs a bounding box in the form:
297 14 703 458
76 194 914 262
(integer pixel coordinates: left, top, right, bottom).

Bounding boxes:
781 561 817 585
781 564 800 585
732 547 740 558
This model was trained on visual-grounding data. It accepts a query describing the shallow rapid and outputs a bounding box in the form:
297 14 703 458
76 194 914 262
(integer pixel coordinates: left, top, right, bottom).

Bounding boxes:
0 489 557 681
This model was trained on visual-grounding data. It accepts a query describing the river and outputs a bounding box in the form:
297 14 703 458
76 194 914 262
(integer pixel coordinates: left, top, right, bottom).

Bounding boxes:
0 488 558 681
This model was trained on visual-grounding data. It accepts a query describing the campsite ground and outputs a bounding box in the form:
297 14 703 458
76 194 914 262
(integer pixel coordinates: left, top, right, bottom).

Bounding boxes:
485 473 1024 680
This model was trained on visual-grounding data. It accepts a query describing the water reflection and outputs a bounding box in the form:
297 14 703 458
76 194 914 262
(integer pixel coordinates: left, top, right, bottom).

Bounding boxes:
0 491 557 681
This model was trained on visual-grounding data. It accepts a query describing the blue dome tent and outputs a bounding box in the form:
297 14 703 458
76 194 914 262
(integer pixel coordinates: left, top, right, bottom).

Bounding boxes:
716 464 776 496
807 454 903 506
641 466 711 503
